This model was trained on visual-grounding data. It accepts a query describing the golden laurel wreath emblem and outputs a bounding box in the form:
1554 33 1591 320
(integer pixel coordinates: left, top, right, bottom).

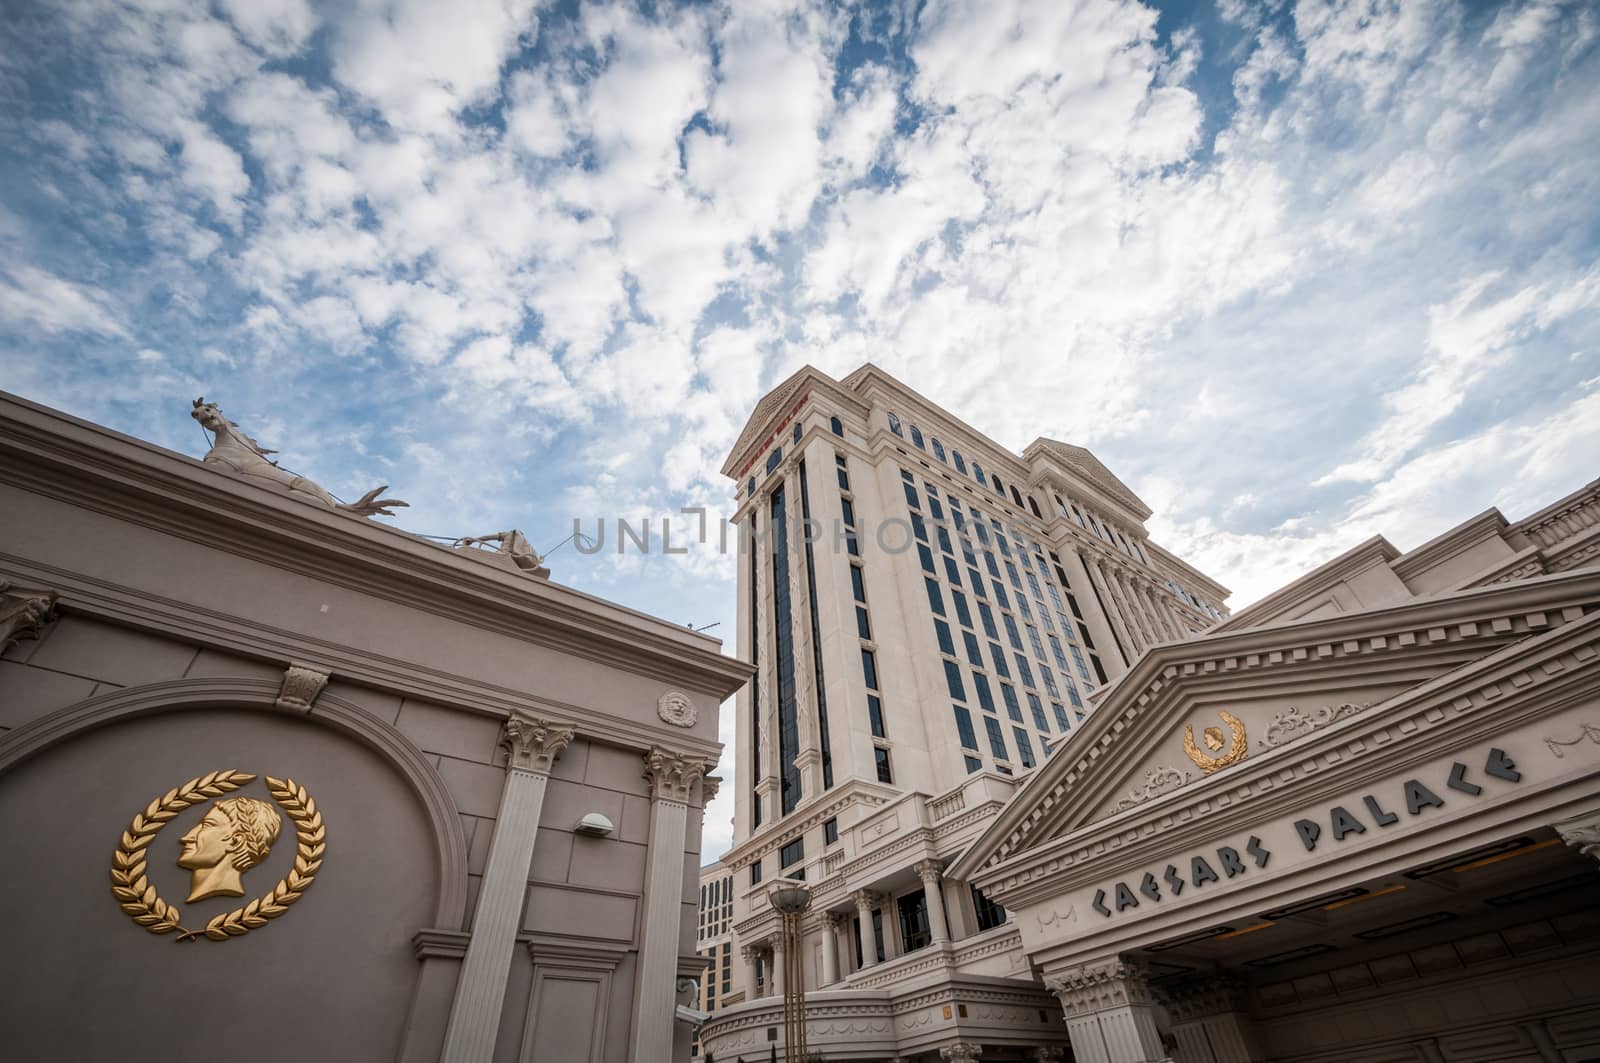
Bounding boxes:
1183 710 1249 774
109 769 326 942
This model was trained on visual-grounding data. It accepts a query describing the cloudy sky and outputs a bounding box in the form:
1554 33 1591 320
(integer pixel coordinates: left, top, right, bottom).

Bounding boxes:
2 0 1597 858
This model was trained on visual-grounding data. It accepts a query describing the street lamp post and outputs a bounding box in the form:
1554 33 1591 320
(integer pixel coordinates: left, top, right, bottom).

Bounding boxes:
769 879 812 1062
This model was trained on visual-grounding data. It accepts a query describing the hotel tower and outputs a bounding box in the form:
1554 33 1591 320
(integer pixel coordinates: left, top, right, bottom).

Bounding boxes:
704 363 1230 1059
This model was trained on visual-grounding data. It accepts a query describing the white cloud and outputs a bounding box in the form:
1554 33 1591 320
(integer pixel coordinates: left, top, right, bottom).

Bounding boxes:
0 265 129 339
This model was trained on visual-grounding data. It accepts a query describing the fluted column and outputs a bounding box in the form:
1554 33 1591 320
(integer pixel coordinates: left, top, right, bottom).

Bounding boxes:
1161 976 1259 1062
1112 569 1157 651
1137 582 1179 642
1087 557 1141 660
914 860 950 944
741 944 760 1000
854 890 882 967
1046 961 1171 1063
770 935 786 996
441 713 575 1063
820 912 841 984
629 748 707 1063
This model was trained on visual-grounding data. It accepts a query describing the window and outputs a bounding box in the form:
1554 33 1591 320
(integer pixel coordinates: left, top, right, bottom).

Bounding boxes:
851 565 867 603
918 543 936 573
766 447 783 474
988 644 1009 678
934 619 956 656
944 660 967 701
1010 485 1024 508
953 705 978 749
751 860 763 885
868 694 886 737
861 648 880 690
910 425 925 449
983 714 1008 761
993 473 1004 495
1028 496 1042 519
830 416 843 437
887 411 903 436
972 462 986 486
962 630 983 665
898 890 932 952
964 754 983 773
1015 655 1036 689
1001 682 1023 722
793 423 802 445
781 838 804 869
1004 614 1024 650
1028 692 1049 731
824 817 838 845
874 746 893 783
856 606 871 640
841 498 856 527
978 601 999 638
926 578 946 616
1052 701 1071 730
973 672 996 713
952 590 973 628
972 886 1007 931
747 476 755 497
1014 727 1036 768
932 438 946 462
953 450 967 474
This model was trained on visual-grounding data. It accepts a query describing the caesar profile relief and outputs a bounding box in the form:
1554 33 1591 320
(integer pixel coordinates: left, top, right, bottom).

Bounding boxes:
177 795 284 902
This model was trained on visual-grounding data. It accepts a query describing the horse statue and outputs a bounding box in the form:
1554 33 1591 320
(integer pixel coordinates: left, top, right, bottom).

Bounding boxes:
191 397 408 518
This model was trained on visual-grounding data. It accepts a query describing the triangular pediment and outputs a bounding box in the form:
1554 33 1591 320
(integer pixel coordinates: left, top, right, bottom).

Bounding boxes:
950 569 1600 881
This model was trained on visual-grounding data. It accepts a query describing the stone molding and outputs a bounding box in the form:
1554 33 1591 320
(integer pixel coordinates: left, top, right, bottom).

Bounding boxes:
644 747 707 803
1044 961 1157 1017
500 711 575 773
1158 975 1246 1022
412 928 472 959
0 581 57 654
0 557 724 763
1553 809 1600 864
275 663 330 712
964 602 1600 906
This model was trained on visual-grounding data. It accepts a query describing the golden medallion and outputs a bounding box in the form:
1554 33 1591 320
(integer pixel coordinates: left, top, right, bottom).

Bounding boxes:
1183 711 1249 774
109 770 326 942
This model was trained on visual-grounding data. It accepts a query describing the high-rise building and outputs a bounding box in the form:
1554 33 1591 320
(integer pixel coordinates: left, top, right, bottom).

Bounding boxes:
702 364 1230 1059
691 862 735 1056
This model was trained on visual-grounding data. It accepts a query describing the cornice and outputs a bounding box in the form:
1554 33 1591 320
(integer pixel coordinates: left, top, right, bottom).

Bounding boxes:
0 555 724 763
973 608 1600 908
719 366 870 479
1507 475 1600 537
0 392 752 700
1212 535 1401 633
1022 439 1152 521
1389 507 1509 583
719 782 894 870
950 569 1600 882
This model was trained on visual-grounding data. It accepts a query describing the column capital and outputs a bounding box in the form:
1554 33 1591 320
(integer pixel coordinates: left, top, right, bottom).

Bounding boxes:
818 910 841 931
1554 809 1600 863
853 889 884 912
940 1045 983 1062
1044 960 1158 1017
0 583 57 655
1157 974 1246 1022
768 933 784 955
500 712 575 772
700 774 723 806
739 943 756 961
643 747 707 803
913 858 945 882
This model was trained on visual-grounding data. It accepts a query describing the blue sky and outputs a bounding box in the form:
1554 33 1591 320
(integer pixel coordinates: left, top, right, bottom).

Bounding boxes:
2 0 1598 857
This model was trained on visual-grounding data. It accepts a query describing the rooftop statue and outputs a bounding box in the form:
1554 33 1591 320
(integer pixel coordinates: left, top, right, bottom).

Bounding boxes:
453 529 550 578
191 397 408 518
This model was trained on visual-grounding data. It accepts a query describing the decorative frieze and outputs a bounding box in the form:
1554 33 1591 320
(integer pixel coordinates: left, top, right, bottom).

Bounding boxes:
1158 975 1246 1022
0 582 57 654
1258 702 1371 750
643 747 707 803
1113 765 1191 812
500 712 575 772
274 663 329 712
1544 721 1600 759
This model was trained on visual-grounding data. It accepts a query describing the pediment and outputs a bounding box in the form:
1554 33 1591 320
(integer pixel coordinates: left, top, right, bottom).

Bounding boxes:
950 570 1600 881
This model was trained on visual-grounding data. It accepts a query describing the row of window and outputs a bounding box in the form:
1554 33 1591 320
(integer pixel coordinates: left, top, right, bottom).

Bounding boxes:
900 466 1109 776
745 414 848 499
887 410 1046 519
841 451 894 787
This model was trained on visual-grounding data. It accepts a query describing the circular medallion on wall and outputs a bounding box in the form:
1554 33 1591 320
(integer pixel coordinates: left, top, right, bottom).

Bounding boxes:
657 690 697 727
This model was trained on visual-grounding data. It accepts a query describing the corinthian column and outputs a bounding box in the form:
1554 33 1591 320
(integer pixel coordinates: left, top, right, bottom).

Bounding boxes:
1086 558 1140 661
820 912 841 984
630 748 707 1063
854 890 883 967
441 712 575 1063
914 860 950 944
1046 961 1170 1063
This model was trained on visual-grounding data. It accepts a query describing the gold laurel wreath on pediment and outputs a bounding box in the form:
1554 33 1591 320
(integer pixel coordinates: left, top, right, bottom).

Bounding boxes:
1182 711 1249 774
109 770 325 942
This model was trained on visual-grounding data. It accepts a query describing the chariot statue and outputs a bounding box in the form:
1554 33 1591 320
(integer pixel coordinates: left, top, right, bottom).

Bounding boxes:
191 397 407 518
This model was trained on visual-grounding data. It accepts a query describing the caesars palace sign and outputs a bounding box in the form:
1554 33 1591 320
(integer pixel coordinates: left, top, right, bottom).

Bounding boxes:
1089 746 1523 919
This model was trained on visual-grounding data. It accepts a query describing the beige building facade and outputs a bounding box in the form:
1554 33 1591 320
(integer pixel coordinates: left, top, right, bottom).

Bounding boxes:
701 365 1232 1061
0 391 750 1063
955 478 1600 1063
694 861 737 1055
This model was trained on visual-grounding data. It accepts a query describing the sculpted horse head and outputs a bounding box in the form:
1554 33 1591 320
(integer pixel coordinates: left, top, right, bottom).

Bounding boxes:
189 397 407 518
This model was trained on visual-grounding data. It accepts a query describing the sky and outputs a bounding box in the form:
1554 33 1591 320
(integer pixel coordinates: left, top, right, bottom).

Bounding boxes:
2 0 1597 860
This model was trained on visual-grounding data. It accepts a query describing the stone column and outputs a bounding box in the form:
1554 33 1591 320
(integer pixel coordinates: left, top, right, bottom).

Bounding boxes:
1086 557 1140 662
1138 583 1180 642
440 713 574 1063
1161 976 1258 1063
741 944 760 1000
770 936 786 997
854 890 882 967
1046 961 1171 1063
1554 809 1600 864
629 749 706 1063
1111 569 1157 651
914 860 950 944
820 912 841 984
941 1045 983 1061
